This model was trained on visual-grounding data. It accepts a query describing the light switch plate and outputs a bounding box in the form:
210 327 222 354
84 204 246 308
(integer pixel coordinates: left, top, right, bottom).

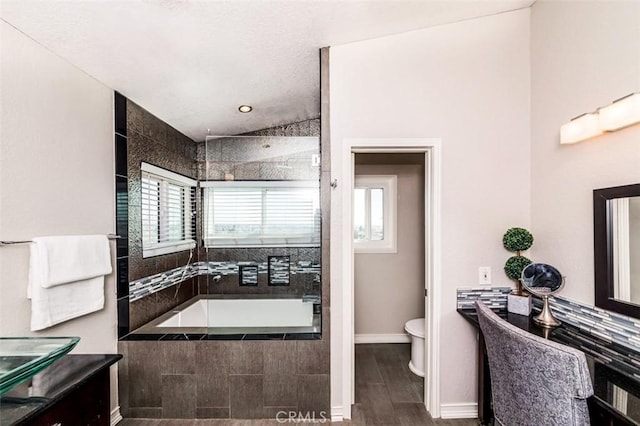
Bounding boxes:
479 266 491 285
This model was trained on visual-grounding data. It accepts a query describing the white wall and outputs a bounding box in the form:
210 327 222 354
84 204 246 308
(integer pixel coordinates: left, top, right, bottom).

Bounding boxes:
0 19 117 407
354 163 425 337
530 0 640 304
330 9 531 411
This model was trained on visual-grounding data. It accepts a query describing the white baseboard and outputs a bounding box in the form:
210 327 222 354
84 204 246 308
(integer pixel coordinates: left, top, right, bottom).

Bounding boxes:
354 333 410 344
110 406 123 425
331 405 344 422
440 403 478 419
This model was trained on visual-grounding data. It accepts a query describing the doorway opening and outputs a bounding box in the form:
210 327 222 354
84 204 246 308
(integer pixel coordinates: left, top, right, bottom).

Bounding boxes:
353 153 426 416
335 138 441 420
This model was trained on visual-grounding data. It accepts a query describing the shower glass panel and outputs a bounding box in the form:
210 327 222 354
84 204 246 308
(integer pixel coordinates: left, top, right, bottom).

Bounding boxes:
199 135 321 335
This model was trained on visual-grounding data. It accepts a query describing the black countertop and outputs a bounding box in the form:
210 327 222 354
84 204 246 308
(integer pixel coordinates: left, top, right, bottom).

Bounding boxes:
459 308 640 425
0 354 121 425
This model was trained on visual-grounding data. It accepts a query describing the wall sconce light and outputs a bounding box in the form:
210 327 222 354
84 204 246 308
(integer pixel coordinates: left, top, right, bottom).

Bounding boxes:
560 92 640 144
599 93 640 131
560 113 601 145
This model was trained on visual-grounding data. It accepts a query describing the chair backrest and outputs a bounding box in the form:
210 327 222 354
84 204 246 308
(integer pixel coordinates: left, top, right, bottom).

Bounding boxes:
475 300 593 426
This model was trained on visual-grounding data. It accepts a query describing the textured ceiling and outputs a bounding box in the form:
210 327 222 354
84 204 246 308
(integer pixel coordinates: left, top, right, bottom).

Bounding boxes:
0 0 532 141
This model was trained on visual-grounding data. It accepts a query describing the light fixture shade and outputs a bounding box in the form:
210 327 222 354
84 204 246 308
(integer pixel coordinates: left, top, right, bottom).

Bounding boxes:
560 113 602 144
599 93 640 131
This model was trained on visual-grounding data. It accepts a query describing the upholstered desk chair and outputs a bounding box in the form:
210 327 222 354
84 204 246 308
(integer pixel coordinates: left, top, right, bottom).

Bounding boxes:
475 300 593 425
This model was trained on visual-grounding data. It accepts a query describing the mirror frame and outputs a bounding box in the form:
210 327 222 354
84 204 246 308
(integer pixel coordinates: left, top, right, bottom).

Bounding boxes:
594 183 640 318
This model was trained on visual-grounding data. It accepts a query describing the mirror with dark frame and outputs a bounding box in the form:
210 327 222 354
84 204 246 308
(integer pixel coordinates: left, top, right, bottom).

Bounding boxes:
594 183 640 319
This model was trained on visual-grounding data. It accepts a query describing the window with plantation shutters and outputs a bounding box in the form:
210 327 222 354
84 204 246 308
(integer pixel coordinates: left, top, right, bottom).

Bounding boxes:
141 163 197 257
202 181 320 247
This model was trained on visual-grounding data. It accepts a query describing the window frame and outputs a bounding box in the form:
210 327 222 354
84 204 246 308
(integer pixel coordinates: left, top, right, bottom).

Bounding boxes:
201 180 321 248
141 162 197 258
353 174 397 253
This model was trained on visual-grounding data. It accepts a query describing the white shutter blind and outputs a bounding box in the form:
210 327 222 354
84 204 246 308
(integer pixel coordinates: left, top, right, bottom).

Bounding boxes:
141 174 161 246
208 189 262 236
141 163 196 257
264 188 317 236
203 182 320 247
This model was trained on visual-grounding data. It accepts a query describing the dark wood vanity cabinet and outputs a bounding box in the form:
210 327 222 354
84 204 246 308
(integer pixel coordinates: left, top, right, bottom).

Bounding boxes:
23 366 110 426
1 355 121 426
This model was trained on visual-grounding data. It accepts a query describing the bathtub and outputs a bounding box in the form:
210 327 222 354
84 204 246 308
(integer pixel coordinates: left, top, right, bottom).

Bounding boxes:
133 295 320 336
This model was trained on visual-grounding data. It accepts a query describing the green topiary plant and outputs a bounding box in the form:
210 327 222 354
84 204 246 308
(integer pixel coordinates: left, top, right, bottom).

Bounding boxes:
503 227 534 253
505 255 533 281
503 227 533 295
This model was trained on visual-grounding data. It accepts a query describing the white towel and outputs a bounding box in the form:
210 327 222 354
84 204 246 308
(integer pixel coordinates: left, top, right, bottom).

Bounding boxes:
29 276 105 331
28 235 112 331
32 235 112 288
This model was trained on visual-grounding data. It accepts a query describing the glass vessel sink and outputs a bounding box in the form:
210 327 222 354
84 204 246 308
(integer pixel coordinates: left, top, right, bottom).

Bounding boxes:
0 337 80 395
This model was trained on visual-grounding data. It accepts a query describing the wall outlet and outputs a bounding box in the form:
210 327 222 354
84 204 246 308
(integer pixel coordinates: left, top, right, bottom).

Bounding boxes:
479 267 491 285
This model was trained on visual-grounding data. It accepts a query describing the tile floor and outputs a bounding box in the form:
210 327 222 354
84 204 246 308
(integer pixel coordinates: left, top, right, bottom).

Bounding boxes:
349 344 478 425
120 344 479 425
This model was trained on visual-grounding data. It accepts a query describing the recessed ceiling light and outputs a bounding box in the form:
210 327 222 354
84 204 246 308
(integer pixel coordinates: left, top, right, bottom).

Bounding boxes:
238 105 252 113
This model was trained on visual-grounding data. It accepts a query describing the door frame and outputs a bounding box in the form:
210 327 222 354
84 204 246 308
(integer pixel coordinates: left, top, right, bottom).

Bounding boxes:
338 138 442 418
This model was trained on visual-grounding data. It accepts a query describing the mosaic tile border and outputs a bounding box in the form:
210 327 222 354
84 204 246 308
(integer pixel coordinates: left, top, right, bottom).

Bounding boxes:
541 296 640 354
456 287 513 310
130 260 321 302
129 264 200 301
551 323 640 381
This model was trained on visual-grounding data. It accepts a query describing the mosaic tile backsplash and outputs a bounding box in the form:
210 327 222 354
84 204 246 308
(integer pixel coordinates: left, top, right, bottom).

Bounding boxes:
457 287 640 354
537 297 640 353
456 287 513 310
130 260 321 302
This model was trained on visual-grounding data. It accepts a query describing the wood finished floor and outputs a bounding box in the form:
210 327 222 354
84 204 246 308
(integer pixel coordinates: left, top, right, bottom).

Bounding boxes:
120 344 478 425
349 344 478 425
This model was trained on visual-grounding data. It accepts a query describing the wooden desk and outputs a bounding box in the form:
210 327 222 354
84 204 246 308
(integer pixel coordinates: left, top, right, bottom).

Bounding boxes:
458 308 640 426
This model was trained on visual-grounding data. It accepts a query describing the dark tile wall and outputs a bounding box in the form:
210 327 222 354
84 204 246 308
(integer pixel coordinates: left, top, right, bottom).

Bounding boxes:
118 306 330 419
196 125 320 181
199 248 320 297
115 94 200 336
127 99 198 282
115 93 129 338
129 278 197 331
196 120 321 298
243 119 320 137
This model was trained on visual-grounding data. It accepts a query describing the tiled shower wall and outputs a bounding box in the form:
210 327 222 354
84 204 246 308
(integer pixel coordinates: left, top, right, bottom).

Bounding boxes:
116 96 200 332
117 45 331 420
118 100 324 330
117 111 330 418
196 126 321 298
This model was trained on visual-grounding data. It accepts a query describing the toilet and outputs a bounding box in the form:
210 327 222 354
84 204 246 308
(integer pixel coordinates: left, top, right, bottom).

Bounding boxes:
404 318 425 377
